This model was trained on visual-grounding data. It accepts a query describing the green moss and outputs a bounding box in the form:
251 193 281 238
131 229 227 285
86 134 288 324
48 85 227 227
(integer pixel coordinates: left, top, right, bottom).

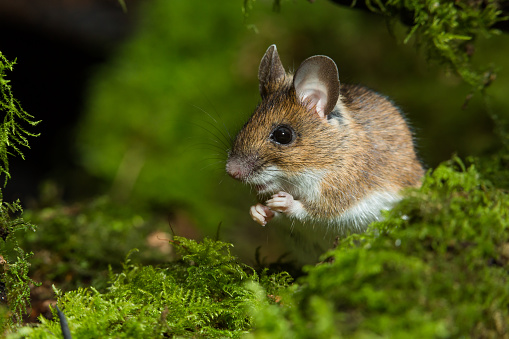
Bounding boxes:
0 52 40 328
0 53 40 185
387 0 505 91
9 237 291 338
0 197 38 325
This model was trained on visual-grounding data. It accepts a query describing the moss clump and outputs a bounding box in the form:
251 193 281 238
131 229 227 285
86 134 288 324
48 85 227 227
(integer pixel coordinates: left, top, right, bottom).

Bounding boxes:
0 53 40 184
381 0 506 91
0 196 37 326
10 237 291 338
0 52 39 328
247 155 509 338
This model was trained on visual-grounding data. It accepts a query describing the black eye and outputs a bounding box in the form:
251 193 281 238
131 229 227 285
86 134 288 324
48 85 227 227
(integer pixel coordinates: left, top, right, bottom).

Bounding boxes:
270 125 295 145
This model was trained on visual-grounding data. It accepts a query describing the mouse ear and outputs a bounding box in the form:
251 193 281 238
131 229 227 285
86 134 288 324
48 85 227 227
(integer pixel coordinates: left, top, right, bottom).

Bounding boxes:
258 45 286 99
293 55 340 119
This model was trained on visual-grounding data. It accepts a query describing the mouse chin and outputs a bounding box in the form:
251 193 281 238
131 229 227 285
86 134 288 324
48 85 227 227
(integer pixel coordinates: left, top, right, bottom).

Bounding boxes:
248 166 286 195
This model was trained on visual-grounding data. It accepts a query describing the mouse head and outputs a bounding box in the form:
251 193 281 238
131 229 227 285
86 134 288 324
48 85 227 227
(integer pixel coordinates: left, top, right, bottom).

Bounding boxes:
226 45 343 195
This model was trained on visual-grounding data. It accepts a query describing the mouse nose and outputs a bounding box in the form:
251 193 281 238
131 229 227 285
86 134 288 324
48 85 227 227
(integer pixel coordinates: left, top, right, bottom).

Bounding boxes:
226 161 245 180
227 168 242 180
226 157 252 181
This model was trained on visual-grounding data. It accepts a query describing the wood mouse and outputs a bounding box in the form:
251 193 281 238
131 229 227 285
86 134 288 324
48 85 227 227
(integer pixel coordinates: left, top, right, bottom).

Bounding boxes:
226 44 424 237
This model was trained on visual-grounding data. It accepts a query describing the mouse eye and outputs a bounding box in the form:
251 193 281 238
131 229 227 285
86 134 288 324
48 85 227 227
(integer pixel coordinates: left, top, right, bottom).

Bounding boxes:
270 125 295 145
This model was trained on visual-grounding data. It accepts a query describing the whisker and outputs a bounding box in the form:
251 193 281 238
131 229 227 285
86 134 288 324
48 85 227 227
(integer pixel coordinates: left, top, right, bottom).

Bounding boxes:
190 142 229 154
200 155 227 162
191 87 234 145
199 161 227 171
190 103 234 145
190 120 231 150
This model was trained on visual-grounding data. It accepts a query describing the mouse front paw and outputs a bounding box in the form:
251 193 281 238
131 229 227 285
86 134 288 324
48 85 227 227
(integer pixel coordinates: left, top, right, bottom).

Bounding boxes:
265 192 307 220
249 203 275 226
266 192 297 214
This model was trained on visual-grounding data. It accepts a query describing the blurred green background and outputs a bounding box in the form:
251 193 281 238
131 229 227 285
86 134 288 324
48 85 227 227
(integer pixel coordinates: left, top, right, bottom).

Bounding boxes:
1 0 508 264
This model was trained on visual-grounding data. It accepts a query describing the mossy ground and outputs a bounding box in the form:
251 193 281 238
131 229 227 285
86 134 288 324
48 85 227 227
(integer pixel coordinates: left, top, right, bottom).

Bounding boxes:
4 152 508 338
8 237 292 338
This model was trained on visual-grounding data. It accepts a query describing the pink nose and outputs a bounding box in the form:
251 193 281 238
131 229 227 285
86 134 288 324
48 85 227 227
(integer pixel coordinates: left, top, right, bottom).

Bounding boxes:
228 170 242 180
226 159 250 181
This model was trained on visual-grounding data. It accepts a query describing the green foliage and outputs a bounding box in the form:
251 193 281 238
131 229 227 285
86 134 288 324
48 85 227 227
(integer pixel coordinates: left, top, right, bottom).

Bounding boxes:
0 196 37 325
10 237 291 338
247 154 509 338
0 53 39 327
0 52 40 185
387 0 506 91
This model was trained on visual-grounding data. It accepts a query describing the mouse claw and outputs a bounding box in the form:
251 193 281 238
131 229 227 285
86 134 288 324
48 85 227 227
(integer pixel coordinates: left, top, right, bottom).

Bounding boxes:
249 203 275 226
